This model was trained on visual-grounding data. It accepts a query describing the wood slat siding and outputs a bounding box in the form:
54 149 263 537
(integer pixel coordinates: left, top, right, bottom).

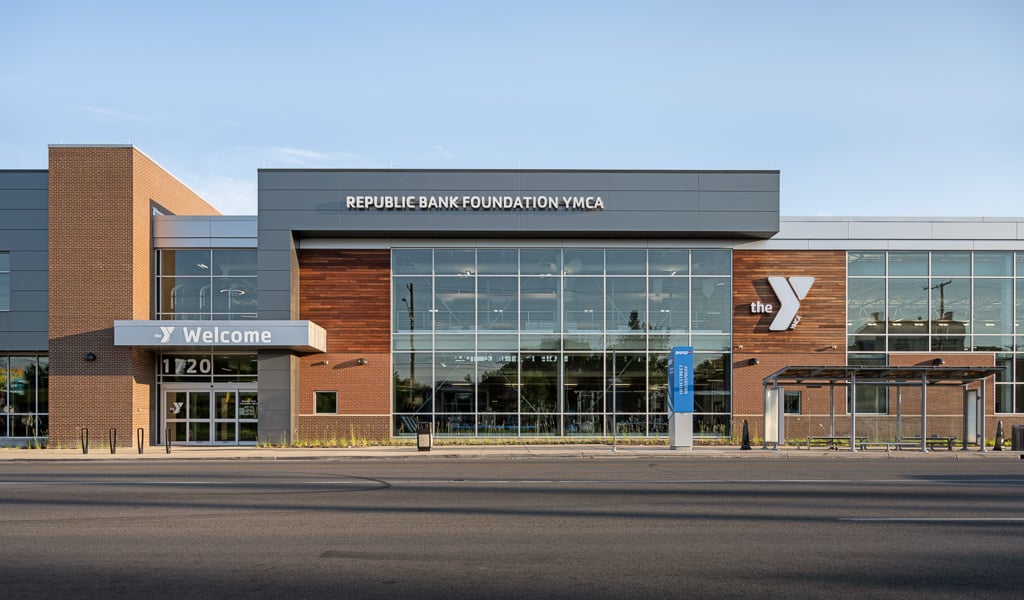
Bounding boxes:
732 250 847 353
731 250 846 436
299 250 391 352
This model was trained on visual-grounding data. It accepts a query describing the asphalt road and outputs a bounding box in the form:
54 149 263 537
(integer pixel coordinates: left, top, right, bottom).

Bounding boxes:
1 457 1022 599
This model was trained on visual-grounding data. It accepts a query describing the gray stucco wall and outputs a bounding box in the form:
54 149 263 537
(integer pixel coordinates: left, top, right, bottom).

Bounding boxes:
0 170 48 351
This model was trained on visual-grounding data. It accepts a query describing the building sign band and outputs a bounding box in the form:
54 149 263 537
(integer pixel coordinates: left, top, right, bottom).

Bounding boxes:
345 194 605 211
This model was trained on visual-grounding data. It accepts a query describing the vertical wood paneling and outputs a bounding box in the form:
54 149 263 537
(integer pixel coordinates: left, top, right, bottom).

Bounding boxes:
732 250 847 353
299 249 391 352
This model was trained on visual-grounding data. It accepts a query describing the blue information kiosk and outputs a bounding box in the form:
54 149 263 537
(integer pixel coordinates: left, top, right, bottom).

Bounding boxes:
668 346 695 449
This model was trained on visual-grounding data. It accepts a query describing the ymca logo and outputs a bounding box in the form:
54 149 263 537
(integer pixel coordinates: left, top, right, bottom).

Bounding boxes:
156 326 175 343
750 276 815 331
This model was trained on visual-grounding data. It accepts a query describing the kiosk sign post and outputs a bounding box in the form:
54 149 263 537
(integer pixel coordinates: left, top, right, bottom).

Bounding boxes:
668 346 694 449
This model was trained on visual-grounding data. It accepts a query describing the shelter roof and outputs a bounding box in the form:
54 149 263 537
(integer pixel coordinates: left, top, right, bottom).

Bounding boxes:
763 365 1002 386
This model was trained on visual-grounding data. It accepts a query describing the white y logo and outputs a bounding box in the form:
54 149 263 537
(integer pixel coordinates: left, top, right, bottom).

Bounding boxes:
767 276 815 331
158 326 175 343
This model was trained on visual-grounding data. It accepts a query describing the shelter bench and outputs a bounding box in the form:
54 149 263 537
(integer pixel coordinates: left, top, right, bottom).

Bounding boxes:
805 436 868 450
894 436 957 451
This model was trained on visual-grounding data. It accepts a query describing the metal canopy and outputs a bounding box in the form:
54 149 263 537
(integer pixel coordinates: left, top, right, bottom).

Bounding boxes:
763 365 1002 387
761 365 1002 453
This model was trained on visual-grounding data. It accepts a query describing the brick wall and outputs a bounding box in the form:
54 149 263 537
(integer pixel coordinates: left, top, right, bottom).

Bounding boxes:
297 250 391 441
47 146 217 447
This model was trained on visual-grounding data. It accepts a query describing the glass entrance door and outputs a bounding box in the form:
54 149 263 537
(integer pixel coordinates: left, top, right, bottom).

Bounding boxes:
164 387 258 445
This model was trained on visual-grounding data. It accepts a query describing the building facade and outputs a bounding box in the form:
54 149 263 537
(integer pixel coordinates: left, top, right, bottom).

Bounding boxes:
1 145 1022 447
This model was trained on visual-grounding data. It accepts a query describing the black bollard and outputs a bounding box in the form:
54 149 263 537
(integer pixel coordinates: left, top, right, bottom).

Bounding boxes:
994 420 1004 451
137 428 145 454
109 428 117 454
80 428 89 454
740 419 752 450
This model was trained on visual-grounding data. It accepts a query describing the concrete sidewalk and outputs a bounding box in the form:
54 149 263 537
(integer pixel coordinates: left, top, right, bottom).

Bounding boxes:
1 444 1021 461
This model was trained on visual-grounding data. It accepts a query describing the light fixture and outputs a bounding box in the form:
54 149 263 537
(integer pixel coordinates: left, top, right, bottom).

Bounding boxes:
314 359 330 366
83 352 97 362
932 358 945 366
747 358 759 366
357 358 368 365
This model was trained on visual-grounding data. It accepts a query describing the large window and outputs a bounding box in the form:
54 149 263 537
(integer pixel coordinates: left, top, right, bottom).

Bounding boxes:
848 250 1024 413
392 248 732 437
0 354 48 438
0 252 9 311
156 249 257 320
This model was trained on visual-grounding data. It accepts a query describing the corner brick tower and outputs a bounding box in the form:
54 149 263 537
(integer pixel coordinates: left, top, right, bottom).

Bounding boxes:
47 146 218 447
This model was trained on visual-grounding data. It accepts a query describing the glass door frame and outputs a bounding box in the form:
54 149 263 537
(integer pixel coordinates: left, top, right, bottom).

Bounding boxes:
162 384 258 446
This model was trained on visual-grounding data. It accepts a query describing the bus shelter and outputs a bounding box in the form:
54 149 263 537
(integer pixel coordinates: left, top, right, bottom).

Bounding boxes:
762 365 1002 452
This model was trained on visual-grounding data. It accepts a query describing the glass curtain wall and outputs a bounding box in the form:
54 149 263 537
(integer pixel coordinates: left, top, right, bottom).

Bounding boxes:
392 248 732 437
156 249 258 320
0 354 48 439
848 251 1023 413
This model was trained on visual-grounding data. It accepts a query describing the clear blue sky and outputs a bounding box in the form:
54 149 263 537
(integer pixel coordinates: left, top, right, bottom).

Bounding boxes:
2 0 1021 216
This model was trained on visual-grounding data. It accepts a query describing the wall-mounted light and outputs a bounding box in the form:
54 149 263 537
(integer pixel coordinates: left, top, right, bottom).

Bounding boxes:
356 358 368 366
932 358 945 366
83 352 97 362
747 358 759 366
314 359 329 366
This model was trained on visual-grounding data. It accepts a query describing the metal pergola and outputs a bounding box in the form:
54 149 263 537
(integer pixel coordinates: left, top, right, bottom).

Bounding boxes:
762 365 1003 452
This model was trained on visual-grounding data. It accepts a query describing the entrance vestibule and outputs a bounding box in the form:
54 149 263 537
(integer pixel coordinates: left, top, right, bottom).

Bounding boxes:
163 387 258 445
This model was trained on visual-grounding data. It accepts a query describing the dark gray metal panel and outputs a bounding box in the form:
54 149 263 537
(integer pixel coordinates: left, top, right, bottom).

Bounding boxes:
698 172 779 192
515 210 644 230
338 171 435 190
257 229 295 251
1 176 48 350
9 250 47 270
698 191 779 211
0 230 46 248
257 169 780 239
609 172 699 191
259 250 296 271
700 207 778 231
427 172 521 190
260 190 344 212
262 212 345 231
10 291 48 311
12 270 47 291
519 172 611 189
259 170 344 191
0 209 47 227
258 291 294 319
607 191 699 211
5 312 47 332
258 270 293 293
0 171 48 190
257 350 299 444
0 331 48 351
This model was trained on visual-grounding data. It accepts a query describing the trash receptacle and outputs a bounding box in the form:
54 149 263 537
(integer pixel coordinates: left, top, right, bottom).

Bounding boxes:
1012 425 1024 451
417 421 432 452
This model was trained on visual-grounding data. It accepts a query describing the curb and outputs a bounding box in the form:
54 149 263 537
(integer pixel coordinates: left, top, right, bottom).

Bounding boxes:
2 445 1022 462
